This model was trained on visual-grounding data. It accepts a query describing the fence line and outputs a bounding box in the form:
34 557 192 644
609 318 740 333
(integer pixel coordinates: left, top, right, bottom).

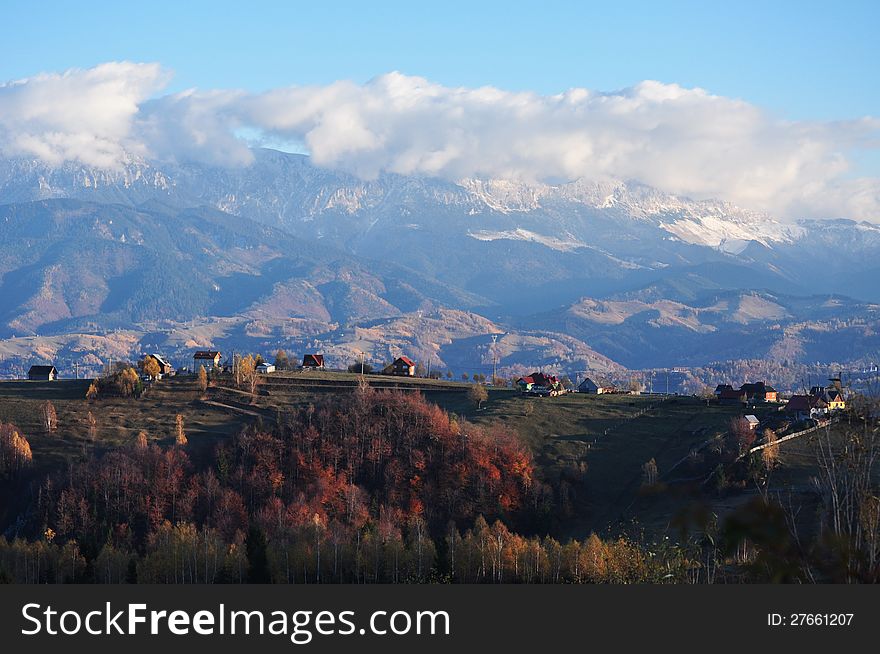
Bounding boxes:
745 418 836 456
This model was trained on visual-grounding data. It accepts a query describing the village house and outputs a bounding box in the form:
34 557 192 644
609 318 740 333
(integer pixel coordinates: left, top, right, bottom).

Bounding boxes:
516 375 536 392
28 365 57 381
384 356 416 377
826 389 846 411
784 394 829 421
517 372 563 395
714 384 734 398
302 354 325 370
256 362 275 374
578 377 616 394
809 381 847 411
193 350 222 372
715 381 777 404
141 354 174 377
744 415 761 430
719 388 748 405
740 381 778 403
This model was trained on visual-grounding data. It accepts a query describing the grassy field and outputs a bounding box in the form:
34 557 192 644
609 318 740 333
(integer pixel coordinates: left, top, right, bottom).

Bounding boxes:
0 371 809 540
0 378 251 473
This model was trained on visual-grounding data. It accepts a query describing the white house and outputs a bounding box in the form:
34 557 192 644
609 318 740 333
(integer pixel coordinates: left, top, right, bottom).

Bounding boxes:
256 363 276 374
744 415 760 430
578 377 615 394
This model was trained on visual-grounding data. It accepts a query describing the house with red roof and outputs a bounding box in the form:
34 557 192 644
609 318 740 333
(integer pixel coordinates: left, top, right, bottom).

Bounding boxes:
517 372 563 395
384 356 416 377
302 354 325 370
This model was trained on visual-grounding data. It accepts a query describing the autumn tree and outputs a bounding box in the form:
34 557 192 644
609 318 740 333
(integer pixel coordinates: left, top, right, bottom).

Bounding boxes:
197 365 208 394
85 380 98 401
135 430 148 451
41 401 58 435
99 366 141 397
468 384 488 410
761 428 779 470
142 356 161 380
86 411 97 443
238 355 259 399
0 423 32 479
274 349 290 371
175 414 187 446
461 373 469 382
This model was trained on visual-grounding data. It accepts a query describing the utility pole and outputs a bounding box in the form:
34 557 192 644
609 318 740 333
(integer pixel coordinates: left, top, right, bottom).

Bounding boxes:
490 334 499 385
360 351 365 376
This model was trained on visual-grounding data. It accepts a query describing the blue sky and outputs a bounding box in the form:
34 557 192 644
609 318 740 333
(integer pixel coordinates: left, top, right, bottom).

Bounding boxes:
3 0 878 122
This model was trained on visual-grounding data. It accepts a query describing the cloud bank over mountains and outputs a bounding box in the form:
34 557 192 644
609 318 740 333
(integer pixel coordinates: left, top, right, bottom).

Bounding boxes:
1 61 878 221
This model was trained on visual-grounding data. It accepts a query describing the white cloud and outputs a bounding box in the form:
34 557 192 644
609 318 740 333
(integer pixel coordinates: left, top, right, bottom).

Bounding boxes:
0 62 167 167
1 63 879 221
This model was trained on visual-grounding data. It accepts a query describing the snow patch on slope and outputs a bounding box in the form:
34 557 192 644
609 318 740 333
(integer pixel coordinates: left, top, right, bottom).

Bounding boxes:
660 214 803 253
468 228 585 252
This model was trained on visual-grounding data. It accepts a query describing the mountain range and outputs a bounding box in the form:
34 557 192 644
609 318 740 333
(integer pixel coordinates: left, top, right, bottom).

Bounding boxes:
0 149 877 380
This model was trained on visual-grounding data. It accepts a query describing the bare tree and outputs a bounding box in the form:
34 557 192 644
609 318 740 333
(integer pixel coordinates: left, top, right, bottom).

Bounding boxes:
41 401 58 435
642 458 659 486
813 414 879 579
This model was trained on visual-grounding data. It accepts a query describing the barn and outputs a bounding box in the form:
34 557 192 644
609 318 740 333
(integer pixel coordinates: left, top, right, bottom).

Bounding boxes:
28 365 58 381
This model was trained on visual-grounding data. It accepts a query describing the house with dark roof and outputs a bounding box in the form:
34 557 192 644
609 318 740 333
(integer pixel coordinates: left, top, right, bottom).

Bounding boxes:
193 350 222 371
740 381 778 403
785 394 829 421
809 383 846 411
578 377 616 394
28 365 57 381
719 388 748 405
714 384 734 398
826 389 846 411
384 356 416 376
302 354 325 370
